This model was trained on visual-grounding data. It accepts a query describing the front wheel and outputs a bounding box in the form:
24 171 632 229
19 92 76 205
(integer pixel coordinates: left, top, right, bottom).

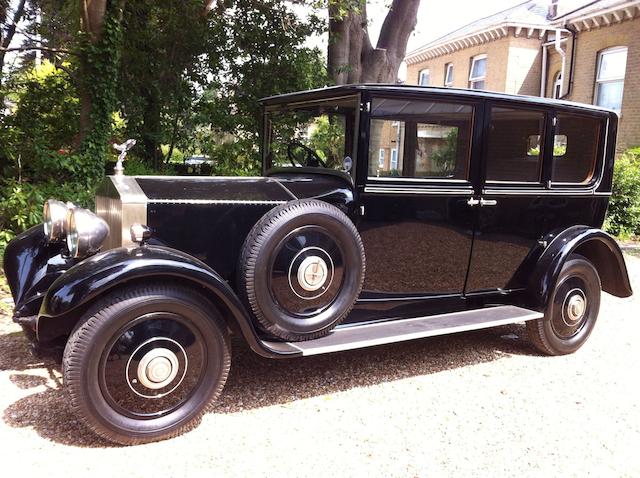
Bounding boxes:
527 255 601 355
62 284 231 445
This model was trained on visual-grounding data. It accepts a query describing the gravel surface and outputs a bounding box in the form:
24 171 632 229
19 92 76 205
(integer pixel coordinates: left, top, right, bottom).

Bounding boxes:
0 256 639 477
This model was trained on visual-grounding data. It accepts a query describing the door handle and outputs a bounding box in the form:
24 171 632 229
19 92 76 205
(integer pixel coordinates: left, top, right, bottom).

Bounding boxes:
467 198 480 207
480 198 498 207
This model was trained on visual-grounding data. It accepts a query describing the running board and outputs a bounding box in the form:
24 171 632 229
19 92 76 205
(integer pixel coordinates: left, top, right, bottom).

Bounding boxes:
262 305 542 357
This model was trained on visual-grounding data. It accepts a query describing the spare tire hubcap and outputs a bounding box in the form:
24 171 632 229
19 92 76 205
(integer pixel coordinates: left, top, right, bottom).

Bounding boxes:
297 255 328 291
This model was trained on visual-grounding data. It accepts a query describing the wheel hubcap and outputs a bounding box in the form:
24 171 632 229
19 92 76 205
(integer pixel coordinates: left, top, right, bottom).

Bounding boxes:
562 289 587 325
297 255 328 291
137 347 179 390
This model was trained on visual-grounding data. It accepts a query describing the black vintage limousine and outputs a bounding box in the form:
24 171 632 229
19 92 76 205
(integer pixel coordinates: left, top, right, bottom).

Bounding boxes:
3 85 633 444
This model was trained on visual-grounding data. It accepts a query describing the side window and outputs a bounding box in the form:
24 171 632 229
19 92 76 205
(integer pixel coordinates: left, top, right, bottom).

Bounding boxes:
551 113 601 184
368 98 473 180
486 107 545 183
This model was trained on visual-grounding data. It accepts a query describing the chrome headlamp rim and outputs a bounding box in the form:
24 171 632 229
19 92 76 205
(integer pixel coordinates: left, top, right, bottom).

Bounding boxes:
43 199 69 242
65 207 110 259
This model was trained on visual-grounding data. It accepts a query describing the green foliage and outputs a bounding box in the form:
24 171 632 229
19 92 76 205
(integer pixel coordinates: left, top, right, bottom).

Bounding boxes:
430 129 458 175
201 140 261 177
605 148 640 238
0 61 79 181
78 4 125 183
309 116 346 169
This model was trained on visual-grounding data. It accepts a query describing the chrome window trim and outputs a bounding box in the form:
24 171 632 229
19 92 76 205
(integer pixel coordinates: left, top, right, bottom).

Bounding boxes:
482 188 611 197
364 186 474 196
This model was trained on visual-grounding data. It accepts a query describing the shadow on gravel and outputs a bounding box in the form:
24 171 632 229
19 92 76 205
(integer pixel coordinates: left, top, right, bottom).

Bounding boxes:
1 321 540 448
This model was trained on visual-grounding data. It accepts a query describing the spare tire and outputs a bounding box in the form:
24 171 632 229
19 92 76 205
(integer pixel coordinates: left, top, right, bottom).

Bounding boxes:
239 199 365 341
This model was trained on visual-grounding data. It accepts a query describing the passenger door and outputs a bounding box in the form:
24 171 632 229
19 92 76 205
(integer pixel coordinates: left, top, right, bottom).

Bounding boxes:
356 95 479 299
465 104 608 294
465 103 549 293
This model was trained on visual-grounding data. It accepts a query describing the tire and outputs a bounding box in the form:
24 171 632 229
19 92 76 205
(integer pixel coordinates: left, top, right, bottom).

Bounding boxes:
62 284 231 445
527 255 601 355
239 199 365 341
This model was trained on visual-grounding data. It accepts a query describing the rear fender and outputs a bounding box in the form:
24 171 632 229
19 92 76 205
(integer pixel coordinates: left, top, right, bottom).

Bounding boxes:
38 245 294 358
528 226 632 309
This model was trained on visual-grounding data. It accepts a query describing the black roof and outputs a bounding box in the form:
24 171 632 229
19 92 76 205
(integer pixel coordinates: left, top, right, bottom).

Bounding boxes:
260 84 616 116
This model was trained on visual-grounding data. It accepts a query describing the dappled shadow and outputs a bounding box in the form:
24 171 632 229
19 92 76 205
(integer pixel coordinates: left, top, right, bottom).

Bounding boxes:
1 319 540 448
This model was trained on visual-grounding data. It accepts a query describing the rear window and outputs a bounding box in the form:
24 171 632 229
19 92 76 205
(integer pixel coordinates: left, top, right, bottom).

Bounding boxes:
486 107 545 183
551 113 601 184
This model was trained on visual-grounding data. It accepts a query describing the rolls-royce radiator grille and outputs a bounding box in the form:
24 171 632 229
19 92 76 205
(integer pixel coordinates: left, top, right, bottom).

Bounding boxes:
95 195 123 250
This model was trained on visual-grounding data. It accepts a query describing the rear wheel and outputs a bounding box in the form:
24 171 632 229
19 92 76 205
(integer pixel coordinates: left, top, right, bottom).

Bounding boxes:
527 255 601 355
63 284 231 445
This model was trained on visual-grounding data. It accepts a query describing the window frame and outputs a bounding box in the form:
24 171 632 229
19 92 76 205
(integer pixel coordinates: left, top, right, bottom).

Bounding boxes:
363 93 478 188
594 46 628 112
468 54 487 90
378 148 385 168
418 69 430 86
444 63 454 87
553 71 562 99
482 103 549 188
548 110 606 189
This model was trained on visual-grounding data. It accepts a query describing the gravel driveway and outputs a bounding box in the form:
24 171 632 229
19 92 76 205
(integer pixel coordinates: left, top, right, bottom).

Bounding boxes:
0 256 638 477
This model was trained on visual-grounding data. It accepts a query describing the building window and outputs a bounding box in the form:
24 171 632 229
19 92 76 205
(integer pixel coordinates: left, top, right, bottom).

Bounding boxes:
553 71 562 99
444 63 454 87
378 149 385 167
595 46 627 111
390 148 398 170
468 55 486 90
418 69 430 86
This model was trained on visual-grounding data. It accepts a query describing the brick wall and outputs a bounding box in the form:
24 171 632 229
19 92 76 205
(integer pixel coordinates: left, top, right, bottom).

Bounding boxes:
546 18 640 150
406 35 541 95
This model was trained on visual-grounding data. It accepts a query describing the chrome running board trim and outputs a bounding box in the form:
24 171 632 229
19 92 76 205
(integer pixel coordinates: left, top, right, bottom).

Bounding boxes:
262 305 542 356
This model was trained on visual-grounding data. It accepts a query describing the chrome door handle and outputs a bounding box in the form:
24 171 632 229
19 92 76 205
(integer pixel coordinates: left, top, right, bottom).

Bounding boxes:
467 198 480 206
480 198 498 207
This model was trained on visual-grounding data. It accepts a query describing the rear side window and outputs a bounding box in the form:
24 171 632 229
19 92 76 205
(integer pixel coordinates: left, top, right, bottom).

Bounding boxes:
551 113 600 184
486 107 545 183
368 98 474 180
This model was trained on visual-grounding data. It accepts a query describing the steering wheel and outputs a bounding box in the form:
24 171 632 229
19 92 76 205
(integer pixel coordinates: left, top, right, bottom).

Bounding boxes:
287 141 327 168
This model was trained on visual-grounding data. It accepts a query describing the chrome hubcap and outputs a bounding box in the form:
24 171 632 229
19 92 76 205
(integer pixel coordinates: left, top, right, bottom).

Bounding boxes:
137 347 179 390
297 255 328 292
563 289 587 325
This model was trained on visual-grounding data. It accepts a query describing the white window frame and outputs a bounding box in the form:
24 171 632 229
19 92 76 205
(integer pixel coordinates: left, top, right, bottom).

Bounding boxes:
444 63 454 87
553 71 562 99
594 46 628 111
378 148 385 168
419 69 430 86
390 148 398 170
468 54 487 90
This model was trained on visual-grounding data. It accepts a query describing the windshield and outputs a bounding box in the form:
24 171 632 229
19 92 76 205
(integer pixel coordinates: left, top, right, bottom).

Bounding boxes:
264 95 359 173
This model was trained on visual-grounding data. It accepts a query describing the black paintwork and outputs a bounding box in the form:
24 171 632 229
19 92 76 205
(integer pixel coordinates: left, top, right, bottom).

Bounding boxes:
3 84 633 356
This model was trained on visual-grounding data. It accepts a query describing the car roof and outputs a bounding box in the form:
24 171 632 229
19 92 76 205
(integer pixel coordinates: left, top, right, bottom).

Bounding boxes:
260 84 616 116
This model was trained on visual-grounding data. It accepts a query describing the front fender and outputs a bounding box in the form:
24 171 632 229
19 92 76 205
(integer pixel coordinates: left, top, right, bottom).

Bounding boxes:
528 226 632 309
38 245 292 357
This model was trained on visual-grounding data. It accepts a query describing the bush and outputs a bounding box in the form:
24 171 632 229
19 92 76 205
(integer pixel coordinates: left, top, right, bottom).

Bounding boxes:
605 148 640 238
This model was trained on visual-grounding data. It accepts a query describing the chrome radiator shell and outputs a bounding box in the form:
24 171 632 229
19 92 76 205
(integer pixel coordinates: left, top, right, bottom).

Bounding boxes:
95 176 147 250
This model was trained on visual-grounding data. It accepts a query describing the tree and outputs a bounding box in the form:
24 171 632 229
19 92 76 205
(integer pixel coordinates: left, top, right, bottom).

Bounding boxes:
328 0 420 84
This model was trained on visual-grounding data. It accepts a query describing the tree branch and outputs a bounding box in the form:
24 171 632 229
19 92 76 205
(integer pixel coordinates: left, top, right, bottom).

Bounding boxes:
1 0 27 49
0 45 76 55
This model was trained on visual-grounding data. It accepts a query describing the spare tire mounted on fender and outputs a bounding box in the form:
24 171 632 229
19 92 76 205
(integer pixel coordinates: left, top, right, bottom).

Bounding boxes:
239 199 365 341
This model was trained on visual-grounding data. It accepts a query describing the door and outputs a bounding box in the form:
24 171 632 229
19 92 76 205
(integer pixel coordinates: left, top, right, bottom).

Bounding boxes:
465 103 549 293
356 95 478 298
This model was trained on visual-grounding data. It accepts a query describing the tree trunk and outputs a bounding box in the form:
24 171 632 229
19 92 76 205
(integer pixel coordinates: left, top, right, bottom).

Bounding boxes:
0 0 27 78
77 0 108 144
328 0 420 85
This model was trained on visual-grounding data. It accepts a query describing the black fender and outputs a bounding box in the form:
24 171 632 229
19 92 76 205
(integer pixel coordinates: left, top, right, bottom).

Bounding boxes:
528 226 632 309
37 245 296 358
2 224 71 317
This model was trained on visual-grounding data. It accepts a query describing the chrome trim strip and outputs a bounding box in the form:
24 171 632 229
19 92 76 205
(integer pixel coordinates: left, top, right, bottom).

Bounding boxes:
367 177 469 184
149 199 287 205
482 189 611 196
364 186 474 196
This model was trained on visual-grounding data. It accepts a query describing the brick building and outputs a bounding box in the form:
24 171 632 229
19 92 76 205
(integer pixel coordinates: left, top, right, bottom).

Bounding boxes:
405 0 640 151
